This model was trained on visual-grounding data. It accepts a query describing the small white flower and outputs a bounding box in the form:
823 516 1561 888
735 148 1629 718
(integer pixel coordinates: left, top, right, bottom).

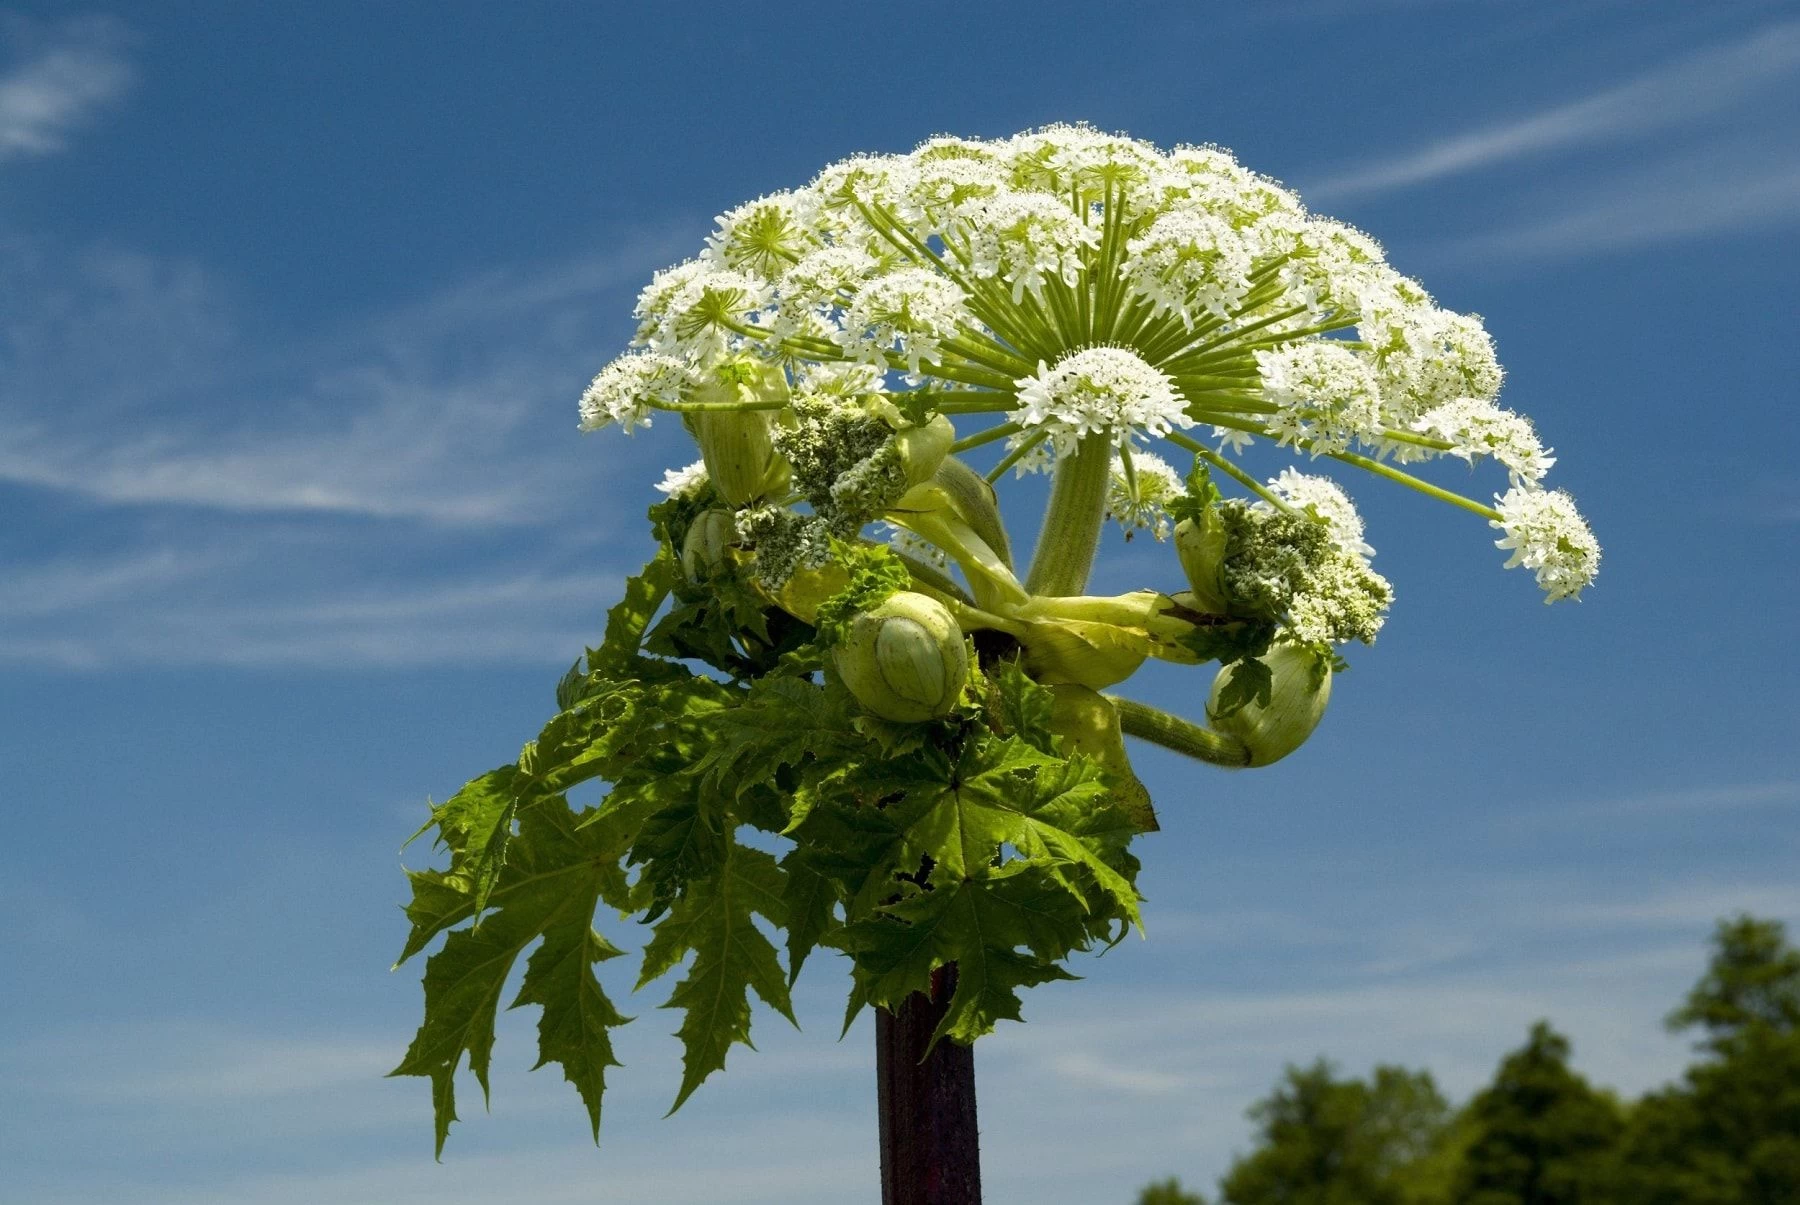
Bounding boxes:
1122 210 1253 325
1002 428 1056 476
776 246 884 312
1214 426 1256 453
796 360 887 400
705 191 812 279
633 262 771 361
1491 486 1601 602
1266 468 1375 561
1255 340 1385 455
1011 346 1190 448
1007 124 1164 197
1362 299 1503 421
579 352 688 433
836 267 969 375
1414 397 1555 488
654 459 710 498
954 192 1099 302
901 150 1008 235
1106 449 1186 540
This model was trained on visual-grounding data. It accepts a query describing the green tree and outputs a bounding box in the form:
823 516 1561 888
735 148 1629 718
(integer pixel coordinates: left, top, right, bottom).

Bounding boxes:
1612 915 1800 1204
1452 1022 1623 1205
1219 1060 1454 1205
1138 1176 1208 1205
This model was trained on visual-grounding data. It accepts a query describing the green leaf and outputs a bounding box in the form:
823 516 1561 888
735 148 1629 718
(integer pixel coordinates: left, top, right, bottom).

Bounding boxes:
391 803 633 1155
636 836 796 1113
812 539 912 647
1214 655 1274 718
779 850 840 985
1167 457 1221 526
819 729 1142 1041
409 766 524 918
587 547 679 680
988 657 1058 752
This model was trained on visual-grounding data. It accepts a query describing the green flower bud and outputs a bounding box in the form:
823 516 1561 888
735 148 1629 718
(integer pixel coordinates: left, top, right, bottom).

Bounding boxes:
680 509 736 581
891 411 955 491
1206 641 1332 767
834 591 968 723
1174 508 1230 615
1046 684 1158 831
685 362 792 505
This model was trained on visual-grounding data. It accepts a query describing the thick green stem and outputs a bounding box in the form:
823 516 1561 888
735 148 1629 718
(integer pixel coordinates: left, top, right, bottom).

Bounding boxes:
1024 435 1112 596
1107 695 1251 768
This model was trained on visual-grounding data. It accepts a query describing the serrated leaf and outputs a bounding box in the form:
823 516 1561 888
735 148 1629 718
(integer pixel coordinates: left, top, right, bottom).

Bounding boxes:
1214 655 1274 717
988 657 1058 752
511 917 630 1144
588 548 678 679
636 838 795 1113
779 850 840 985
390 804 632 1155
816 728 1142 1041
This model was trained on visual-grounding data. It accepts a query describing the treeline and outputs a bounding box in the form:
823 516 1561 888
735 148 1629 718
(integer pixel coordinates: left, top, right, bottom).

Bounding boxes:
1136 915 1800 1205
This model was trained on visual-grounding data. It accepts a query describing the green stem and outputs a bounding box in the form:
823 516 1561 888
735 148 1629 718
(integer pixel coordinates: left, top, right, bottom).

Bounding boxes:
1327 450 1501 520
1024 434 1113 596
1164 431 1288 509
986 427 1047 482
950 422 1020 453
1107 695 1251 768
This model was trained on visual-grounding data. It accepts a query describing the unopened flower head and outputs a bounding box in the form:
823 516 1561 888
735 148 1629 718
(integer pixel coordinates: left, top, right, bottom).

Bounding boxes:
1011 347 1189 450
1492 486 1600 603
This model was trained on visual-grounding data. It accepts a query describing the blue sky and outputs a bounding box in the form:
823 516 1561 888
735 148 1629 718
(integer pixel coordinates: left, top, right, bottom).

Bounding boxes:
1 1 1797 1201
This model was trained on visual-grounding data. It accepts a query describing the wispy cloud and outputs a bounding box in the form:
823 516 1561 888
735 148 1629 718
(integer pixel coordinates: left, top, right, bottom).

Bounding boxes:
1434 144 1800 261
1309 21 1800 200
0 16 131 160
0 551 622 669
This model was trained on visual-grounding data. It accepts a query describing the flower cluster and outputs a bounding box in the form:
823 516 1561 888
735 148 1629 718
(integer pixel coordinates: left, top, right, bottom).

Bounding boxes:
1012 347 1188 452
1491 487 1602 603
578 123 1598 613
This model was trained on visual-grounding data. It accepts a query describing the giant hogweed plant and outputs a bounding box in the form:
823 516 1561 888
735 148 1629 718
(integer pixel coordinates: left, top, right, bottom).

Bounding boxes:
393 126 1600 1151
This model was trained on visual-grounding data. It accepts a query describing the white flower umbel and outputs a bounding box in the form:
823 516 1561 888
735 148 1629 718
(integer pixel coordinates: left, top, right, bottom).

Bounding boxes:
579 352 689 433
1122 210 1252 325
1106 449 1185 540
633 262 772 362
1255 341 1384 456
1413 397 1555 488
1364 299 1503 422
955 192 1098 303
654 459 710 499
837 267 969 375
705 191 811 279
1267 468 1375 561
1491 486 1601 602
580 125 1599 615
1011 347 1189 451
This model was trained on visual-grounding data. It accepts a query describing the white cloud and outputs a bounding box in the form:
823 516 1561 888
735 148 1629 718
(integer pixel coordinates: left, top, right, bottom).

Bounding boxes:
1308 21 1800 200
1436 145 1800 261
0 16 131 160
0 553 623 669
